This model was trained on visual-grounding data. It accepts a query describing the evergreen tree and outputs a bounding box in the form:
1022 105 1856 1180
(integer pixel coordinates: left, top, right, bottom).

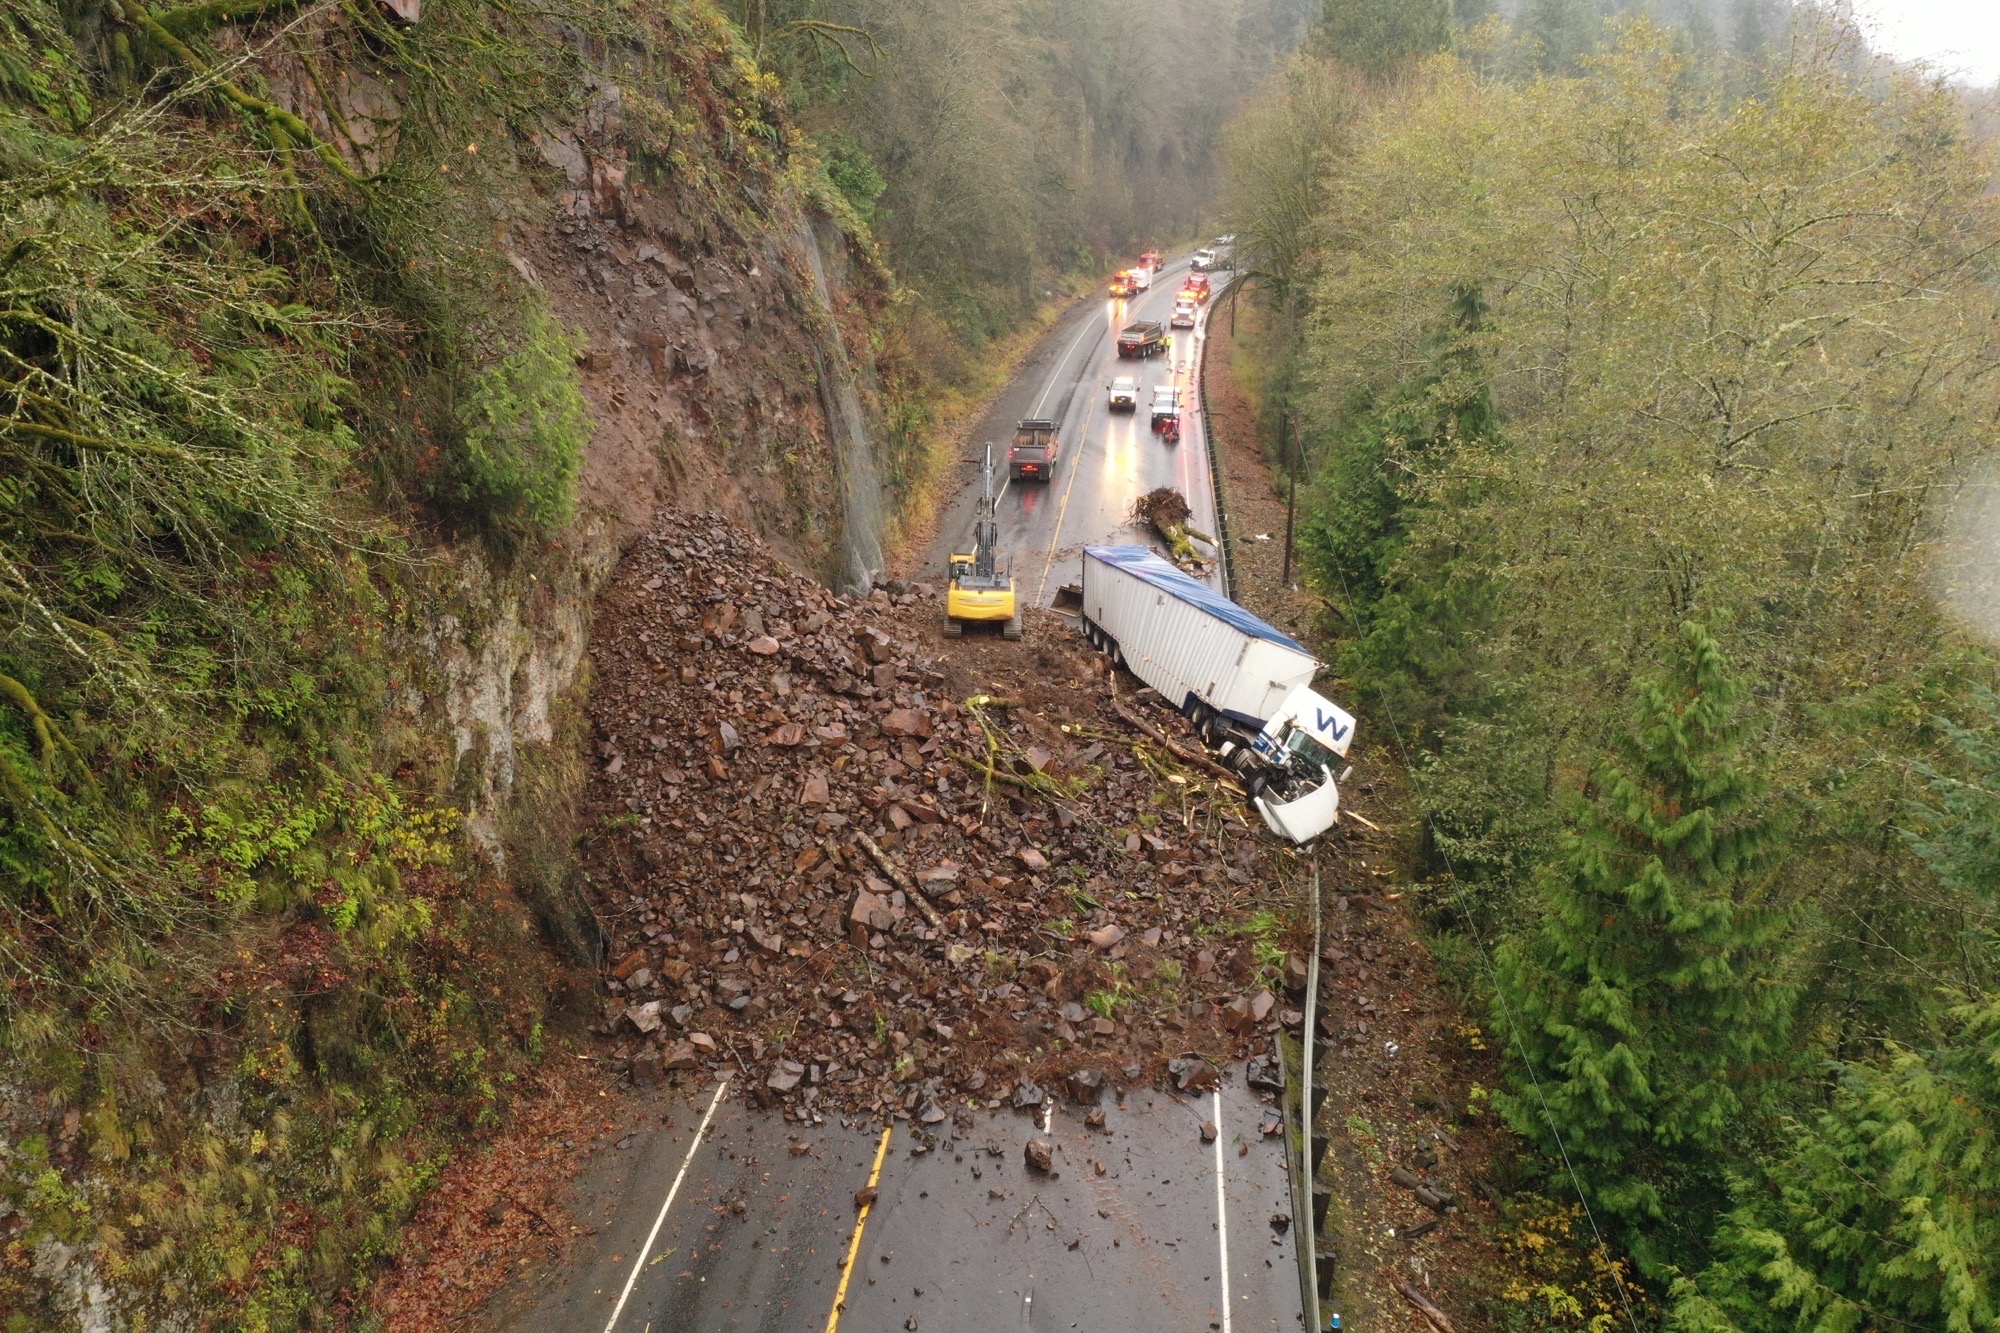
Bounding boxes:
1673 693 2000 1330
1520 0 1602 71
1303 285 1498 732
1672 994 2000 1332
1905 687 2000 924
1311 0 1452 73
1729 0 1766 58
1493 622 1792 1241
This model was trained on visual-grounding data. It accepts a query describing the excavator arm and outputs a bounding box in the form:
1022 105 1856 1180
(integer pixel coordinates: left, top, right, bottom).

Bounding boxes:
945 444 1020 638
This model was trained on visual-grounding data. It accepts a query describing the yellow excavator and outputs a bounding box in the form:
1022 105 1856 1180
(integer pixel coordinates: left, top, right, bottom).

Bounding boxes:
945 444 1021 640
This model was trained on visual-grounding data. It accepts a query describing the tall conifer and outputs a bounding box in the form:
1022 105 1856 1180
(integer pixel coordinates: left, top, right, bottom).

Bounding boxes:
1494 622 1792 1232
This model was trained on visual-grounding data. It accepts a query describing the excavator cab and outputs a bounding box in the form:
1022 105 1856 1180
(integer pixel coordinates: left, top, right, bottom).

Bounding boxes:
945 444 1021 640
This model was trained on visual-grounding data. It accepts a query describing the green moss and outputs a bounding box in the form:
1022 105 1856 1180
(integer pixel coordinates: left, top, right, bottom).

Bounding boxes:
449 297 591 538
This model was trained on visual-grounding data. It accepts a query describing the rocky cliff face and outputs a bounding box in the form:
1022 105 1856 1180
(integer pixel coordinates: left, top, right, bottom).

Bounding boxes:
273 25 903 959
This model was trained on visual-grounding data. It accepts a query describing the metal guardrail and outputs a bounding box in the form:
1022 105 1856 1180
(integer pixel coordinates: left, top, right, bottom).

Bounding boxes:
1194 311 1235 600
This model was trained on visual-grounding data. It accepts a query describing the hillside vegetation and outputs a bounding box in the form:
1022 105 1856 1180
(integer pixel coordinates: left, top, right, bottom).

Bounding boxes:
0 0 1312 1322
1225 1 2000 1326
0 0 851 1320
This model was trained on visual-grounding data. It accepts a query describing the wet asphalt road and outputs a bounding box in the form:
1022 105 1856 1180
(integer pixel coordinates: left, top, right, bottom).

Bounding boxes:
922 255 1225 603
496 1066 1302 1333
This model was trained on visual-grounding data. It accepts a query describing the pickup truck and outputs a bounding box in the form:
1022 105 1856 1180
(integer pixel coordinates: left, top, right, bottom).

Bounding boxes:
1170 299 1197 328
1078 545 1356 844
1149 385 1181 430
1116 321 1168 358
1008 418 1059 480
1106 376 1139 411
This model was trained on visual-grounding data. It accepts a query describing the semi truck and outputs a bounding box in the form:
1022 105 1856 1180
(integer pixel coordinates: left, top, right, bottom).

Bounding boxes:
1077 545 1355 843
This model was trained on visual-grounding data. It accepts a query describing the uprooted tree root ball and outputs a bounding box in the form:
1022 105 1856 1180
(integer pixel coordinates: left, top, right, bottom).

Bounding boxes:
580 509 1334 1123
1132 486 1193 531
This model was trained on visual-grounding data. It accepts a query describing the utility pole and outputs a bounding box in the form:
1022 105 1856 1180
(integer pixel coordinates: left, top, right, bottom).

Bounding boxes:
1280 410 1298 586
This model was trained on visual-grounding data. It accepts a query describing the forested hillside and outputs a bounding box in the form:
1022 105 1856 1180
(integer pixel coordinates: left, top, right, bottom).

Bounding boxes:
1226 1 2000 1325
737 0 1315 361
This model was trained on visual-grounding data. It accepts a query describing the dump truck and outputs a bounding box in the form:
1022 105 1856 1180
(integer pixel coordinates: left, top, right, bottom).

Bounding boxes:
1077 545 1355 843
1116 321 1168 358
1008 418 1059 481
1149 385 1182 431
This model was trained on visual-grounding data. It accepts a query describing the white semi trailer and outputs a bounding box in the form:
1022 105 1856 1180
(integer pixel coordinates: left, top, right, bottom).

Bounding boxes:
1078 545 1356 844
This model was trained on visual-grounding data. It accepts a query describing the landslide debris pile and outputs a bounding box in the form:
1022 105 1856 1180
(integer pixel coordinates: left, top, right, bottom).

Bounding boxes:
584 510 1309 1124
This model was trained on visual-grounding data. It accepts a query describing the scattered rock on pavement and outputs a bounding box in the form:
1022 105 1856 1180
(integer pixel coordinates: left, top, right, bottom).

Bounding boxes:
580 509 1325 1123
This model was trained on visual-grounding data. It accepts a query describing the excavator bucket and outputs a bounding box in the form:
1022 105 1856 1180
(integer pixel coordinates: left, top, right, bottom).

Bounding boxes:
1051 583 1083 613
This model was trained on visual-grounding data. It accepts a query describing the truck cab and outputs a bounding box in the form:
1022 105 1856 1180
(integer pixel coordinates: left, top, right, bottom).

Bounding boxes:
1108 271 1136 299
1242 686 1355 843
1139 250 1164 273
1149 385 1181 429
1008 418 1059 480
1107 376 1139 411
1170 299 1197 328
1190 248 1216 271
1128 265 1152 292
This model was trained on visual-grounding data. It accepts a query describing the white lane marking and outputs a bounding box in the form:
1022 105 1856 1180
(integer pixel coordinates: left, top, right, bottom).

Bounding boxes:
1034 315 1104 417
603 1077 732 1333
1041 1100 1052 1134
1212 1087 1233 1333
994 310 1101 513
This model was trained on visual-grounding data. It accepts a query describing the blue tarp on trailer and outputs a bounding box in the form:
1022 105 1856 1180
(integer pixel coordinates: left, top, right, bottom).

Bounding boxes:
1083 545 1307 653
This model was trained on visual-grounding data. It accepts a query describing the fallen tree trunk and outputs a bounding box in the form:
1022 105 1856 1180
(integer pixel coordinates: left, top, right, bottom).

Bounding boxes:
855 831 948 931
1107 677 1239 785
1131 487 1213 572
1392 1278 1456 1333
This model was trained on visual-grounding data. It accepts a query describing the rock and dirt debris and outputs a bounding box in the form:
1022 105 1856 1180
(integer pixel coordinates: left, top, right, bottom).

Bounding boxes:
579 508 1315 1125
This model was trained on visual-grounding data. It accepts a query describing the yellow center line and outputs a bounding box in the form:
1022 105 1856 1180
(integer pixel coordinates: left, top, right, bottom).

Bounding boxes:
824 1125 894 1332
